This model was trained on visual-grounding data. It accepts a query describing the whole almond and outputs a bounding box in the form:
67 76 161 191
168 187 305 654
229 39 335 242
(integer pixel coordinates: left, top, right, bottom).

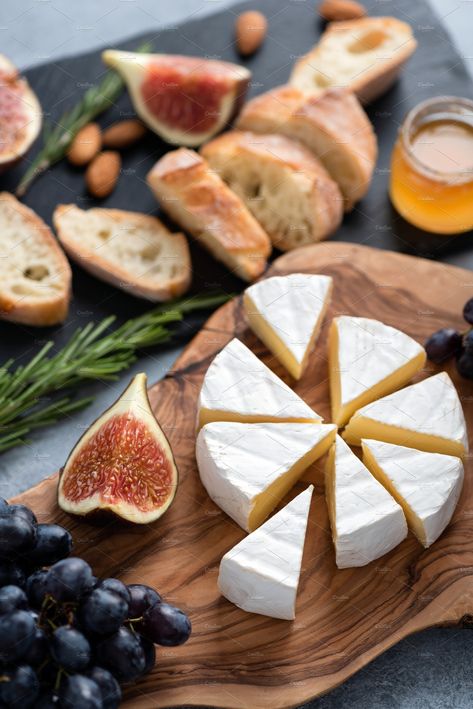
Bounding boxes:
102 119 147 149
85 151 121 199
318 0 366 21
235 11 267 56
67 123 102 166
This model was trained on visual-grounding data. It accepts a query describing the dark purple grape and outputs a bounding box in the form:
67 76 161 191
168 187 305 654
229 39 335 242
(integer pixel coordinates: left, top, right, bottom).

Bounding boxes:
0 584 27 613
96 626 146 681
59 674 103 709
0 562 25 588
27 523 72 566
464 329 473 351
127 584 161 618
139 636 156 675
425 328 462 364
34 690 58 708
463 297 473 324
79 588 128 636
141 602 191 646
50 626 91 672
457 349 473 379
9 504 37 525
25 568 48 608
0 514 36 558
0 665 39 708
0 499 9 516
45 557 94 602
0 610 35 661
23 626 48 666
99 578 131 605
86 667 121 709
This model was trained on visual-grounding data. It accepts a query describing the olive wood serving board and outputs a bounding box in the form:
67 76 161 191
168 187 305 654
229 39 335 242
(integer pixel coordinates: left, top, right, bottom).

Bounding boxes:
13 243 473 708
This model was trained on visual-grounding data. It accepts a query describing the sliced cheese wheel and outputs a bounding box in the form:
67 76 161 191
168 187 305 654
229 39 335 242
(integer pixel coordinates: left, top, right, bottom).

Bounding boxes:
197 337 322 429
243 273 333 379
329 316 426 426
218 485 313 620
325 435 407 568
196 421 335 531
362 439 464 548
343 372 468 458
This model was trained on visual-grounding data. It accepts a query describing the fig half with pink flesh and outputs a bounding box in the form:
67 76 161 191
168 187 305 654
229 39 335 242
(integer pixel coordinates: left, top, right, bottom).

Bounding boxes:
0 54 42 173
102 50 251 146
58 373 178 524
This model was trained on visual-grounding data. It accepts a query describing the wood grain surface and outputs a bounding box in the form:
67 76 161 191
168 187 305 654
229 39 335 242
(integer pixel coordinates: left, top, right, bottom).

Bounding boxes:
13 243 473 708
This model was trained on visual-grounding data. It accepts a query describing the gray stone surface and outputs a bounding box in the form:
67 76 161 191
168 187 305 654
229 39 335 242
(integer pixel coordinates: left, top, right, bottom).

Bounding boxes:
0 1 472 707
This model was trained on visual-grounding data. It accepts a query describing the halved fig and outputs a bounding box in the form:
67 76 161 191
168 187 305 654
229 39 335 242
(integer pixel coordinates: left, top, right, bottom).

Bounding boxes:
0 54 42 172
102 50 250 146
58 373 178 524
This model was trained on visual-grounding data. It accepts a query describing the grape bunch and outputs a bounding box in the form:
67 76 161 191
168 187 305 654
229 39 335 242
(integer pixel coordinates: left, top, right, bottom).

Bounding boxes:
425 297 473 379
0 499 191 707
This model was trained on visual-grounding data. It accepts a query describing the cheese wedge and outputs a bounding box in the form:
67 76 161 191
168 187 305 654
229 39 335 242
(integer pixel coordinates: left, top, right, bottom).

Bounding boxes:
197 337 322 430
243 274 333 379
362 439 464 547
218 485 313 619
329 316 426 426
325 435 407 568
196 421 336 531
343 372 468 458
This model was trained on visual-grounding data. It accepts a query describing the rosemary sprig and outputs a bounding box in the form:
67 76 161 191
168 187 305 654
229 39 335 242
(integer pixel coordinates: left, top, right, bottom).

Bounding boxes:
0 292 230 452
16 41 152 197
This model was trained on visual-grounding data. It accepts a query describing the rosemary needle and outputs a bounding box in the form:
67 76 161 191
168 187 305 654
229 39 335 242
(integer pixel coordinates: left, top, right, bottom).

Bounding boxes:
0 292 230 453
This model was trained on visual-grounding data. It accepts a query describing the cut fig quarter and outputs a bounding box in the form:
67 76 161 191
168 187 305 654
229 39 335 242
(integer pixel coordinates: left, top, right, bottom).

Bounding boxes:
0 54 42 172
58 373 179 524
102 50 251 146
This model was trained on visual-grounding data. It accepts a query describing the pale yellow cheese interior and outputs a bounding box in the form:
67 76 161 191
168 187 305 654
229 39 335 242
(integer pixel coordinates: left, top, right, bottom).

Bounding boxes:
362 443 426 545
198 408 320 431
243 291 327 380
343 418 466 459
248 426 336 531
324 443 337 544
329 323 426 427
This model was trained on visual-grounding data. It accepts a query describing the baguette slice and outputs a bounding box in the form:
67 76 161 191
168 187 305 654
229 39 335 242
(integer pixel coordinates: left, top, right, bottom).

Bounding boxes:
147 148 271 281
201 131 343 250
0 192 71 326
290 17 417 104
53 205 191 301
236 86 376 210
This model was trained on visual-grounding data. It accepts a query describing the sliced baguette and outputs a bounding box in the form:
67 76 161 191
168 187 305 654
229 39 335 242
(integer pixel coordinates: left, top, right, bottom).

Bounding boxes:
290 16 417 104
236 86 376 210
53 205 191 301
0 192 71 326
147 148 271 281
201 131 343 250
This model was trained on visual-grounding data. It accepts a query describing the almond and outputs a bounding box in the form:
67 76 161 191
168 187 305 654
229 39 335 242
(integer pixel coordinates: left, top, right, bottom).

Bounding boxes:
235 11 267 56
102 119 147 149
67 123 102 166
85 151 121 199
318 0 366 21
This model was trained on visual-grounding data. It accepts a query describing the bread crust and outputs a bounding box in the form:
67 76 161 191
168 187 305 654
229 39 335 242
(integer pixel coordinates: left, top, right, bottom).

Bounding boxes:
0 192 71 326
290 16 417 104
53 204 191 301
147 148 271 281
236 86 377 209
201 131 343 249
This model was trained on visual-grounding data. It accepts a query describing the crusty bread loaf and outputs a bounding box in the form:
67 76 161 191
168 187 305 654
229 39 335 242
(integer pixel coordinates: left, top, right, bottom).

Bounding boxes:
147 148 271 281
0 192 71 326
290 17 417 104
201 131 343 251
53 205 191 301
236 86 376 210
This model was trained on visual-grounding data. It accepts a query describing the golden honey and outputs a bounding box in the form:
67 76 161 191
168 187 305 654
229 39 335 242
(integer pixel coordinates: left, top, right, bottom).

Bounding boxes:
389 97 473 234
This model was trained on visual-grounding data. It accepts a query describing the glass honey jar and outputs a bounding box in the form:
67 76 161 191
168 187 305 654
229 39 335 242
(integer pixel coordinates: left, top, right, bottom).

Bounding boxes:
389 96 473 234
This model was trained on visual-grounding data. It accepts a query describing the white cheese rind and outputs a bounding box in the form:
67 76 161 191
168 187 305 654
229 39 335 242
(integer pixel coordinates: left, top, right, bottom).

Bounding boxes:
361 439 464 547
244 274 332 378
197 337 322 426
196 421 336 531
346 372 468 453
327 436 407 568
218 485 313 620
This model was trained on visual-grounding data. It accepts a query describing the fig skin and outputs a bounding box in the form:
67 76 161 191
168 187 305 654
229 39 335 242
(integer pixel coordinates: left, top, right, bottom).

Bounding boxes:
58 373 179 524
